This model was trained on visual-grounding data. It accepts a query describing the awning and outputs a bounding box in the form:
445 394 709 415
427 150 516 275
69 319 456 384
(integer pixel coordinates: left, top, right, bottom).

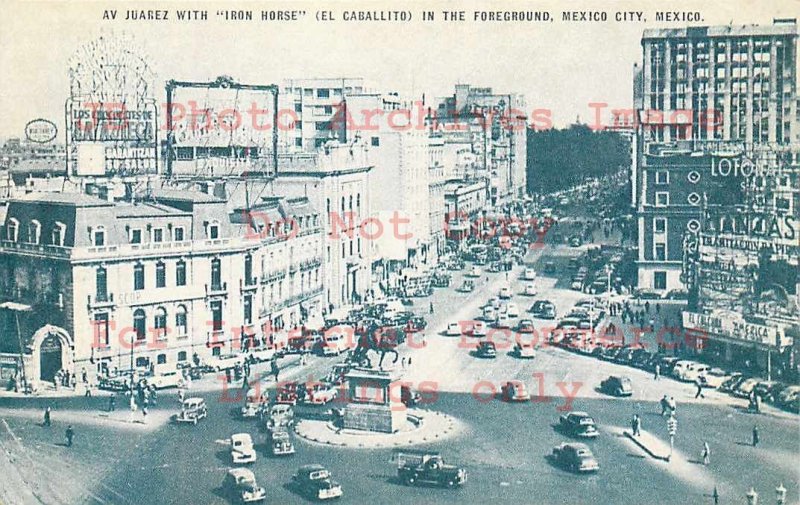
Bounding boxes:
0 302 33 312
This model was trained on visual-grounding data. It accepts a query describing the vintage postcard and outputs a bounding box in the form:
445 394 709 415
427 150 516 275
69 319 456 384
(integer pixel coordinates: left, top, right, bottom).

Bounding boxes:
0 0 798 504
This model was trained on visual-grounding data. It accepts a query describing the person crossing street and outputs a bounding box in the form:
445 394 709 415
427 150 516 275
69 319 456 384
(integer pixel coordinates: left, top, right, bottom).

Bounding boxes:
43 406 52 427
65 425 74 447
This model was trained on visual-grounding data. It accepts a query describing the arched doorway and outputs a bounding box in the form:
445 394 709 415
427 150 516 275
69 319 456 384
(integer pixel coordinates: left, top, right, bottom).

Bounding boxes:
39 333 63 381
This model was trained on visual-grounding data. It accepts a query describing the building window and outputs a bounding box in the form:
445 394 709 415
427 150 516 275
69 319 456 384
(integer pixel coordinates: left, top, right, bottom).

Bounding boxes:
211 258 222 290
655 170 669 184
92 227 105 246
244 294 253 325
94 313 110 347
655 192 669 207
130 229 142 244
52 222 65 246
207 221 220 239
653 271 667 290
177 350 187 362
174 226 185 241
28 220 41 244
154 307 167 340
211 300 223 331
295 138 303 147
156 261 166 288
176 305 188 336
654 243 667 261
6 218 19 241
245 254 253 284
96 267 108 302
152 228 164 243
653 218 666 234
323 105 333 115
133 308 146 341
317 88 330 98
371 137 380 147
157 354 167 365
134 263 145 291
176 260 187 286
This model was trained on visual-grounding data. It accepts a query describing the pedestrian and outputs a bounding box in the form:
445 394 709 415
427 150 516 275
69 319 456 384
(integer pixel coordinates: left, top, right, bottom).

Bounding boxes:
655 303 661 314
149 387 157 407
407 357 412 368
84 382 93 397
43 406 52 427
108 393 116 412
669 396 677 415
142 406 148 424
271 359 280 382
694 378 705 399
65 425 74 447
660 395 670 416
644 301 650 313
631 414 641 436
401 357 407 370
81 367 88 384
429 301 434 314
702 441 710 465
752 425 759 447
178 387 185 404
654 363 660 381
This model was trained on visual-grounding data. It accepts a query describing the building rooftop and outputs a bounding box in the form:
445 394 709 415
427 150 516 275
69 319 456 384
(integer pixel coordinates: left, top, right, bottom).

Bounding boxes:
643 22 797 40
147 188 225 204
12 191 112 207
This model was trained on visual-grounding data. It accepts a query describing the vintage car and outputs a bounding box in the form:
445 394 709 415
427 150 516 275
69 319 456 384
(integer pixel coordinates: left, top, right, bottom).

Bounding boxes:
204 353 246 372
174 397 208 425
264 404 294 430
466 266 482 278
469 321 487 337
247 348 276 364
240 389 269 419
431 272 451 288
517 319 536 333
551 442 600 473
293 464 343 501
531 300 556 319
559 411 599 438
513 341 536 359
501 381 530 402
475 341 497 358
400 385 422 407
494 313 512 329
523 283 538 296
600 375 633 397
506 303 520 318
445 322 463 337
147 370 184 390
396 451 467 488
458 280 476 293
222 468 266 503
275 383 301 405
230 433 257 464
304 383 338 405
499 286 513 299
522 268 537 281
267 427 296 456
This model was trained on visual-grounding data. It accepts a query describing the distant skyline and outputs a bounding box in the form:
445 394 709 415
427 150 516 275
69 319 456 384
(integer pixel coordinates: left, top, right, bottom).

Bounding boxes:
1 0 797 140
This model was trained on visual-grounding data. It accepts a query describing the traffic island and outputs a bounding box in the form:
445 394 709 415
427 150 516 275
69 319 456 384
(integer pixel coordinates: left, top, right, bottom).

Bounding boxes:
293 409 465 449
623 429 671 461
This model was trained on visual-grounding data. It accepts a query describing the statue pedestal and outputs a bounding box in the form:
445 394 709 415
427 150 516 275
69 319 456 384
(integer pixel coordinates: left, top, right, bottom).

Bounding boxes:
342 368 404 433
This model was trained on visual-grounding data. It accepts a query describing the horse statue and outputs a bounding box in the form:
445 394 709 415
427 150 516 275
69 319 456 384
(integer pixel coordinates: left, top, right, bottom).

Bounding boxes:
348 322 401 370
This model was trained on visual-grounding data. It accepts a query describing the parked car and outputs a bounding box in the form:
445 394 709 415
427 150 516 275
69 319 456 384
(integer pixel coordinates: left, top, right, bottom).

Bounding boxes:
222 468 266 503
681 363 712 383
495 313 512 329
777 386 800 412
513 341 536 359
523 268 537 281
304 383 338 405
506 303 520 318
559 411 599 439
600 375 632 397
517 319 536 333
483 306 497 321
753 381 781 402
501 381 530 402
174 397 208 425
205 354 246 372
467 266 481 278
531 300 556 319
469 321 487 337
396 451 467 488
458 280 475 293
267 427 295 456
718 373 746 393
671 360 699 381
698 368 731 389
248 348 276 363
146 370 185 390
445 322 463 337
661 289 689 300
733 378 762 398
230 433 257 464
476 341 497 358
499 286 513 299
551 442 599 473
293 464 343 501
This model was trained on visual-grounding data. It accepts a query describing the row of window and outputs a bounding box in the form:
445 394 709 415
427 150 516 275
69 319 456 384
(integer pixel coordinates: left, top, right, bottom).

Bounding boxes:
93 305 188 346
5 219 66 246
95 260 189 298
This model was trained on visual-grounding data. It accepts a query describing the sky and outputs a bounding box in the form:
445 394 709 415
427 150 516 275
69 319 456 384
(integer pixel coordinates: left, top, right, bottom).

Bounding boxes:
1 0 797 140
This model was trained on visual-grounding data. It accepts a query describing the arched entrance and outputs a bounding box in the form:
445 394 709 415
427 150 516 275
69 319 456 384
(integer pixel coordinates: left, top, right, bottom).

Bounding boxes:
39 333 63 381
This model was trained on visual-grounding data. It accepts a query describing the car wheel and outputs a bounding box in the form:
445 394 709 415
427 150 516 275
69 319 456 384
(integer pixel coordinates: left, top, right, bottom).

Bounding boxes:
192 418 197 425
406 473 417 486
447 479 456 488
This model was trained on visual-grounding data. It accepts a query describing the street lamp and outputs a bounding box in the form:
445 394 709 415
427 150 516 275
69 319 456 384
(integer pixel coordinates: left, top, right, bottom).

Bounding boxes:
126 333 136 395
747 487 759 505
776 483 786 505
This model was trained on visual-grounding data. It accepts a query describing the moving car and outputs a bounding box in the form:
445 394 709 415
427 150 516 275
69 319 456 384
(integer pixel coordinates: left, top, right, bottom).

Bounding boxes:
304 383 338 405
321 331 352 356
396 451 467 488
223 468 266 503
501 381 530 402
467 266 481 278
147 370 184 390
230 433 257 464
264 404 294 430
698 368 731 388
506 303 520 318
470 321 487 337
205 353 245 372
483 306 497 321
531 300 556 319
523 283 537 296
499 286 513 299
495 313 512 329
476 341 497 358
671 360 699 381
240 388 269 419
267 427 295 456
551 442 599 473
718 373 746 393
517 319 536 333
445 322 463 337
514 341 536 359
458 280 475 293
293 464 343 501
600 375 633 397
559 411 599 438
174 397 208 425
523 268 537 281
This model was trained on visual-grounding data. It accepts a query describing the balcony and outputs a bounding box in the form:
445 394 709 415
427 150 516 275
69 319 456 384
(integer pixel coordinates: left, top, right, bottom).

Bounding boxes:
0 239 71 259
241 277 258 292
299 258 322 272
205 282 228 298
206 329 227 347
88 293 115 309
289 263 299 274
261 270 286 284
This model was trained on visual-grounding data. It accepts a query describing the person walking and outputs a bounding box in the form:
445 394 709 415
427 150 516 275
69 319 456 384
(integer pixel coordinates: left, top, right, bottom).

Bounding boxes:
108 393 116 412
43 406 52 427
752 425 759 447
654 363 661 381
142 406 148 424
178 387 185 404
660 395 670 416
631 414 641 436
270 359 280 382
702 441 710 465
429 301 434 314
65 425 74 447
694 378 705 399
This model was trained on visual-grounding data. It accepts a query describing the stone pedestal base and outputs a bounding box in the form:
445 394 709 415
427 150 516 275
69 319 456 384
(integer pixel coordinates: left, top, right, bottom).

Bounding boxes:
343 402 405 433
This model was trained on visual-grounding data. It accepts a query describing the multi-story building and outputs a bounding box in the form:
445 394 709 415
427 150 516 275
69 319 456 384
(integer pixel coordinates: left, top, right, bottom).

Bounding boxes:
0 188 323 390
634 19 799 291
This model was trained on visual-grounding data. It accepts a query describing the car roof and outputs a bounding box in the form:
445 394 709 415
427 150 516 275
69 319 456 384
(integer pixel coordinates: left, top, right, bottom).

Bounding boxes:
563 442 591 451
184 397 204 405
231 433 252 443
568 411 590 417
299 464 326 472
228 467 256 479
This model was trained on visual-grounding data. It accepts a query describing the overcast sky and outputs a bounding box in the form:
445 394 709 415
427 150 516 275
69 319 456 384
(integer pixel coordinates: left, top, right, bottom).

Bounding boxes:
1 0 796 139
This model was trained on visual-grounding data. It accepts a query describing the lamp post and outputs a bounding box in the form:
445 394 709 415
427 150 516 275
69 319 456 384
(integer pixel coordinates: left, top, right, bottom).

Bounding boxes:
127 333 136 396
775 483 786 505
747 487 758 505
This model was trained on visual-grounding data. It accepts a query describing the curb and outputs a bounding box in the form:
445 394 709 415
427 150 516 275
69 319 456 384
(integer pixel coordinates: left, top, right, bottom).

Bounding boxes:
623 430 669 462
